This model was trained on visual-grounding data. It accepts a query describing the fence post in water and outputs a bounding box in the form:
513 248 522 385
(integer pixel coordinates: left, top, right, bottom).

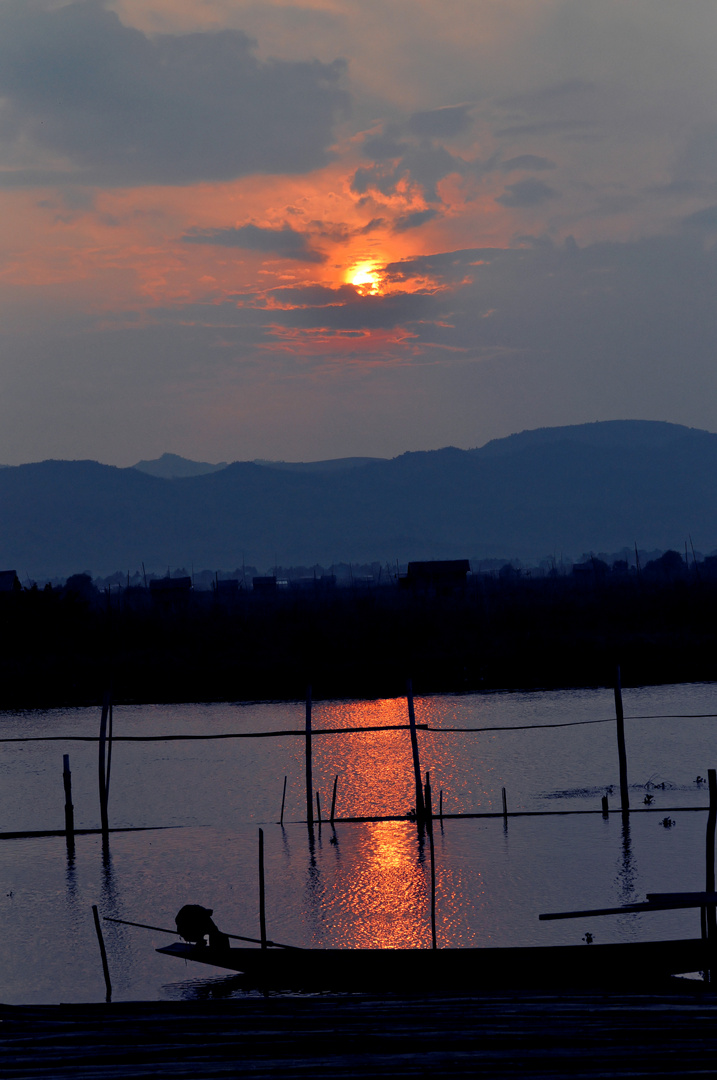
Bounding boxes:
305 687 314 828
502 787 508 823
601 795 609 818
98 693 111 839
258 828 267 950
279 775 287 826
62 754 75 850
330 774 339 824
92 905 112 1002
316 790 322 825
407 680 425 822
424 771 437 949
614 668 630 814
706 771 717 968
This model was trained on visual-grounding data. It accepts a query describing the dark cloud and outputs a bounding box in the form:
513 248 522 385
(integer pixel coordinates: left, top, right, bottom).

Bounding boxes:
494 119 596 139
406 104 474 139
393 208 441 232
268 285 361 306
181 224 325 262
352 143 465 202
495 178 559 207
497 79 596 109
501 155 557 172
0 0 347 187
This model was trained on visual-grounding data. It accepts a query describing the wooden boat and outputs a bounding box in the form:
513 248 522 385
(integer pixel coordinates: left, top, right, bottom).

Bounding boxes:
157 937 709 992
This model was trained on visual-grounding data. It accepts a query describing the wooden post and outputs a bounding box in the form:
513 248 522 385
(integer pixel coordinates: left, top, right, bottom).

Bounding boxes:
98 693 110 838
279 775 287 826
258 828 267 950
501 786 508 823
330 774 339 824
92 905 112 1002
439 789 443 821
614 668 630 814
601 795 609 817
62 754 75 848
706 770 717 964
425 771 437 949
316 790 322 824
305 687 313 828
407 680 425 821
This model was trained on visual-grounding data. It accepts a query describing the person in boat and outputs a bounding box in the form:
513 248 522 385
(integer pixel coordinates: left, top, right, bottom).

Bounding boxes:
175 904 230 949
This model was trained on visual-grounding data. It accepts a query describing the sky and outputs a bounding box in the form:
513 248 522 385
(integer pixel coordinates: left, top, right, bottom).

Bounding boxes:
1 0 717 466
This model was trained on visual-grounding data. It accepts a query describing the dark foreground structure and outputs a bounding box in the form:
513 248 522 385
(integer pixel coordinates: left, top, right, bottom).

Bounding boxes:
3 569 717 707
4 991 717 1078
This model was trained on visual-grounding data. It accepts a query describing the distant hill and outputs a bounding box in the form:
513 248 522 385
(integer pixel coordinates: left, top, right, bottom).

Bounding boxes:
254 456 387 473
133 453 228 478
3 421 717 577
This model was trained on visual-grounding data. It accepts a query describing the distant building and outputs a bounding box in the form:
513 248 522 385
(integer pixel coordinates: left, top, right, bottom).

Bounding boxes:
149 576 192 608
0 570 19 592
252 576 277 595
215 578 240 599
401 559 471 594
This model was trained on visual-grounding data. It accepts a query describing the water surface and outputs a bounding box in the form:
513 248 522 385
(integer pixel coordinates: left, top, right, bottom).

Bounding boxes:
2 684 716 1003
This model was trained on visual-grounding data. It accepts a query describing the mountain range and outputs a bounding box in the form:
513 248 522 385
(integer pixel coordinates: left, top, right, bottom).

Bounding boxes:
2 420 717 578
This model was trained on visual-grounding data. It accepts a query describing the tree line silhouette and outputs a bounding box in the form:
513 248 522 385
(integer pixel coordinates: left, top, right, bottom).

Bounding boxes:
2 550 717 708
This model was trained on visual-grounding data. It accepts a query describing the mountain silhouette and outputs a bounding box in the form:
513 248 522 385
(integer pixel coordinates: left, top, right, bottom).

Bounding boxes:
3 420 716 577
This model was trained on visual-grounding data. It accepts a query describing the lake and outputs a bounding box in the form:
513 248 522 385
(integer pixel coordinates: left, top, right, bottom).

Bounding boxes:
2 683 717 1003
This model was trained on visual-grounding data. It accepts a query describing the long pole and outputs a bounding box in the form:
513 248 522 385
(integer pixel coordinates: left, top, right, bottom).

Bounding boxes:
279 775 287 826
258 828 267 950
614 668 630 814
330 774 339 824
305 687 314 828
407 680 425 821
425 771 437 949
706 771 717 970
98 694 110 838
63 754 75 850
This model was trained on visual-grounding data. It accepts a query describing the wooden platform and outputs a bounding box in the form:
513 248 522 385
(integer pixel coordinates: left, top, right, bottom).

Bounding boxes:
4 991 717 1078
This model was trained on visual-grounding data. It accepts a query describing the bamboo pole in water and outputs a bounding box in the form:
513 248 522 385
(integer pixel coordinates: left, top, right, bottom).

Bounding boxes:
425 771 437 950
305 688 314 828
614 668 630 814
705 771 717 975
62 754 74 850
279 775 287 826
330 774 339 824
258 828 267 950
407 681 425 821
98 694 110 839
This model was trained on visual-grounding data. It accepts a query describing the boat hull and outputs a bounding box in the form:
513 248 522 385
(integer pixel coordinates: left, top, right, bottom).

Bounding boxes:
157 938 709 992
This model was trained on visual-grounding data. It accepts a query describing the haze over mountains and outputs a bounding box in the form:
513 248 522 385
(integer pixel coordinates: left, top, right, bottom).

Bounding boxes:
2 420 716 578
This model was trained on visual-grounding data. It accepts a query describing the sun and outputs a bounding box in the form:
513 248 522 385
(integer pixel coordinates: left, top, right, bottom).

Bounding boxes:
348 261 381 295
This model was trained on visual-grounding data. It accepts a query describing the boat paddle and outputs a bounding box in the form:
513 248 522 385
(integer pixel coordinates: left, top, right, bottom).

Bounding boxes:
102 915 303 950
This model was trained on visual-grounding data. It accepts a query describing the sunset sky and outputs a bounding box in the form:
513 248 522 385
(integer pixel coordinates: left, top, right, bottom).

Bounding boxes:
2 0 717 466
